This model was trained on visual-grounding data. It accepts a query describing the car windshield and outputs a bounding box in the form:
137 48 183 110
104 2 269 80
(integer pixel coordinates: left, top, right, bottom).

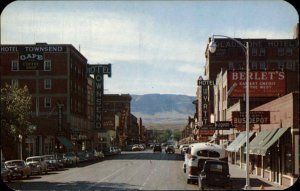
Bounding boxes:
7 161 24 166
27 158 40 162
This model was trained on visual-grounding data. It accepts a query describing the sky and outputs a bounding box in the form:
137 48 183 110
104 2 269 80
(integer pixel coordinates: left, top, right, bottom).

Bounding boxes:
1 0 298 96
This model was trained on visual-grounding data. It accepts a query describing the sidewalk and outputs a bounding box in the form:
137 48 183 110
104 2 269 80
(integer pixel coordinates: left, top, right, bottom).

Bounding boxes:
228 163 288 190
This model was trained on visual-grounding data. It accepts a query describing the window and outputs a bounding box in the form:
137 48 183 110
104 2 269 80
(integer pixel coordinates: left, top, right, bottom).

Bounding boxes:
251 48 257 56
259 62 267 70
44 60 51 71
251 62 258 70
11 60 19 71
44 97 51 108
259 48 266 56
278 48 284 56
44 79 52 89
286 48 293 56
278 62 285 70
11 79 19 88
228 62 234 70
286 61 294 71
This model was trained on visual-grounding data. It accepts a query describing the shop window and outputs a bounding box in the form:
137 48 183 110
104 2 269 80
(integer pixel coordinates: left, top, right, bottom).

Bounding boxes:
11 60 19 71
259 62 267 70
251 62 258 70
277 62 285 71
283 132 292 175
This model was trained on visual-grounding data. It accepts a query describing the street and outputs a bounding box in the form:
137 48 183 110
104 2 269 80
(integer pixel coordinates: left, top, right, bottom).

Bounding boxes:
4 149 286 190
6 150 198 190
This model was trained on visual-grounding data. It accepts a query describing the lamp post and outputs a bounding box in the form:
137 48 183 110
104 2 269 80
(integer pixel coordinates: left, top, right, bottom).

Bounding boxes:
18 134 23 160
208 35 250 190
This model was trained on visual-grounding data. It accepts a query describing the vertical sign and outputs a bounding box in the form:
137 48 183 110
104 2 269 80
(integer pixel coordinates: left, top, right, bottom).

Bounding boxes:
197 79 214 129
87 64 112 130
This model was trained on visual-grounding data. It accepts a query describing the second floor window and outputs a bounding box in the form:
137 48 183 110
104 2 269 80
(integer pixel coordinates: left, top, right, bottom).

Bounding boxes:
44 79 52 89
44 60 51 71
11 60 19 71
44 97 51 108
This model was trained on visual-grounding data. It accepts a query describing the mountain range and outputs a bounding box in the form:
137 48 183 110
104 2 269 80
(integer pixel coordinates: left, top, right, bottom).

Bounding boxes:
131 94 196 130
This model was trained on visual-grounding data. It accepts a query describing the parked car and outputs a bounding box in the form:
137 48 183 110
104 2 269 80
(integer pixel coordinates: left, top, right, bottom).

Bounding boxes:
5 160 32 179
132 144 141 151
198 160 232 190
26 156 48 175
63 152 79 166
1 162 12 182
165 145 175 154
102 147 115 156
153 144 162 152
93 150 104 160
113 146 121 155
43 155 59 171
55 153 66 168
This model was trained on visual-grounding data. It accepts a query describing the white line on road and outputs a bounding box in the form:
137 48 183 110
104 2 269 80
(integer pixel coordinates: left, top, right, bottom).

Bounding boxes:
86 165 128 190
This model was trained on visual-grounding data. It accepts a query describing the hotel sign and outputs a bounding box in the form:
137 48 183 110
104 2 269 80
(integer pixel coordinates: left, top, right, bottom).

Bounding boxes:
232 111 270 125
1 45 66 70
87 64 112 130
228 71 285 97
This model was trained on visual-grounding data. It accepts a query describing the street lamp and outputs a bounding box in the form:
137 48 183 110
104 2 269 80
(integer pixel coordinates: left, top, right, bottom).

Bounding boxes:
18 134 23 160
208 35 250 190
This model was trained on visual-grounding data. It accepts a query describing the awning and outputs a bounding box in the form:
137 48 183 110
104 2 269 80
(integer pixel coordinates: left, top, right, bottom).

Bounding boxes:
57 136 73 149
248 130 272 154
258 127 290 156
226 132 246 152
226 131 254 152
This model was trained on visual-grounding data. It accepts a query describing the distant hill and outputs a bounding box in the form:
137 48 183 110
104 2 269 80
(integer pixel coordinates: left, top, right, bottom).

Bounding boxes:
131 94 196 130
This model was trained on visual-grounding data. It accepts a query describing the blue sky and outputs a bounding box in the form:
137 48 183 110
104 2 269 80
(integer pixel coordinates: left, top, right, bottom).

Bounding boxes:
1 1 298 96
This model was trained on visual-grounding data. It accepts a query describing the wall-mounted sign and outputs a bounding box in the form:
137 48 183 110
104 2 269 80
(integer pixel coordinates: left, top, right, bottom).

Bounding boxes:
228 71 285 97
232 111 270 125
87 64 112 130
215 121 232 130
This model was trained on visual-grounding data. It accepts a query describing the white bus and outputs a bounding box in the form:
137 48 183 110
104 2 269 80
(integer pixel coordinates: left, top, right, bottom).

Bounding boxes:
183 142 227 184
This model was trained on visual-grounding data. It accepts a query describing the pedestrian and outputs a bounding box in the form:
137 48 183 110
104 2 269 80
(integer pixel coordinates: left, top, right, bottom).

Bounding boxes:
250 157 255 174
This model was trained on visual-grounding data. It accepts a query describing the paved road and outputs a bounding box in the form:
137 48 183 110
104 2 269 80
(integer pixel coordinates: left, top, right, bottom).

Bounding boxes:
4 149 288 190
5 150 198 190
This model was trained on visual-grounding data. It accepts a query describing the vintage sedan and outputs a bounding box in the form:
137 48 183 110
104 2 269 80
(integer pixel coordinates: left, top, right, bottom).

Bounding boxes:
43 155 59 171
198 160 232 190
1 162 12 182
26 156 48 175
63 152 79 166
5 160 31 179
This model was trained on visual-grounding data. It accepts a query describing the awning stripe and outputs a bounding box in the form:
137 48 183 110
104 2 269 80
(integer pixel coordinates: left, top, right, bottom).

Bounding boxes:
258 127 290 156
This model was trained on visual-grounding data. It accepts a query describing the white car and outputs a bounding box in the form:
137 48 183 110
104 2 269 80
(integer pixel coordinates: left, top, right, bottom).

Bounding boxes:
26 156 48 175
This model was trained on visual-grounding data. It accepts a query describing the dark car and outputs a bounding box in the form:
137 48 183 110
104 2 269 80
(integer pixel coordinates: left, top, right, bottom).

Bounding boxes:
153 144 162 152
1 162 12 182
198 160 232 190
165 145 175 154
5 160 32 179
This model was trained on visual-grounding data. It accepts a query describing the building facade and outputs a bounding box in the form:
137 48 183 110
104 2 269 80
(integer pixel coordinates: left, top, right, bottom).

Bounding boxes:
1 43 89 158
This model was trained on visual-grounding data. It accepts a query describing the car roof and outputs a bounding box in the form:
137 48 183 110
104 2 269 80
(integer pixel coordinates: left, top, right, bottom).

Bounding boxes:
5 160 24 162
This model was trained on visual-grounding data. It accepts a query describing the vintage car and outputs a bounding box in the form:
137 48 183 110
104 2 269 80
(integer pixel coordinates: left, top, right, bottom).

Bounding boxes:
1 162 12 182
26 156 48 175
165 145 175 154
63 152 79 166
5 160 32 179
153 144 162 152
198 160 232 190
184 142 226 184
43 155 60 171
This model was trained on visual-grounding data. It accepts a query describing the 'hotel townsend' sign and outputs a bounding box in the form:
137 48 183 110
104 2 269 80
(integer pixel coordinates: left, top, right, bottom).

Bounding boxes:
1 45 66 70
87 64 112 130
228 71 285 97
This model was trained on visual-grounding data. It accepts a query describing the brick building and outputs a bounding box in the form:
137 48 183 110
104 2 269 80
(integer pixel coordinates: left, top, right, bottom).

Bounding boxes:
1 43 89 158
